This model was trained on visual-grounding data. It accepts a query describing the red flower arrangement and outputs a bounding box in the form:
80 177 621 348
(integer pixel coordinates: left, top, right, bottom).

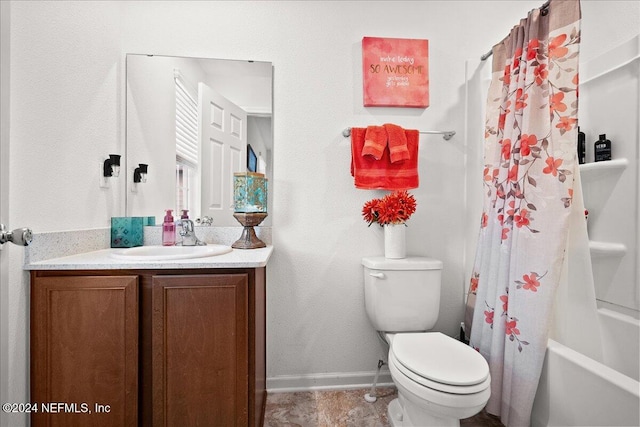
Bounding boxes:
362 190 417 226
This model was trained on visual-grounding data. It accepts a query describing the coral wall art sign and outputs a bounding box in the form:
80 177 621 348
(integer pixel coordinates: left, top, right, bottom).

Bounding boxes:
362 37 429 108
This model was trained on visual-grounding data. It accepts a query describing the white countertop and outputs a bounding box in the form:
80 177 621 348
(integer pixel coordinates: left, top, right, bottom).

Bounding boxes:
25 245 274 270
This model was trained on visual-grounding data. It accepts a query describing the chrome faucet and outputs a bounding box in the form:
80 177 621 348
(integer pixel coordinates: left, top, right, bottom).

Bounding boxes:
177 219 206 246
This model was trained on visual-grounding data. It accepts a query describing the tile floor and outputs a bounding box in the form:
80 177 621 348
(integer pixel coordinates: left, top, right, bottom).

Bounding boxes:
264 387 504 426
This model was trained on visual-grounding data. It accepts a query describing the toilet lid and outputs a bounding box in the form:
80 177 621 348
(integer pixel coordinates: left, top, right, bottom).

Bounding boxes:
392 332 489 387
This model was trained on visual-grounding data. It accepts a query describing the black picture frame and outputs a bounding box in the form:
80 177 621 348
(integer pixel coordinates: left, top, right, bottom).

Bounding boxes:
247 144 257 172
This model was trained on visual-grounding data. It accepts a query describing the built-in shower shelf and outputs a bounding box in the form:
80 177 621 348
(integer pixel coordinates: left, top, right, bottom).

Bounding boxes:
589 240 627 258
579 158 628 180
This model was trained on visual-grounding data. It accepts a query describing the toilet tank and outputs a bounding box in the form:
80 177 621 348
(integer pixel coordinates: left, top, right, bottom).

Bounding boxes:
362 256 443 332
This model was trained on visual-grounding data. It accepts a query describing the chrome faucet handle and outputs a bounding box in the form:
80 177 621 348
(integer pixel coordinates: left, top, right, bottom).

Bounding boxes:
195 216 213 226
0 224 33 246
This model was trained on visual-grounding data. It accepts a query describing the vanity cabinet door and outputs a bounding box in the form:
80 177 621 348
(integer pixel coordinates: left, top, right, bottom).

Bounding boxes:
151 274 249 426
30 274 138 427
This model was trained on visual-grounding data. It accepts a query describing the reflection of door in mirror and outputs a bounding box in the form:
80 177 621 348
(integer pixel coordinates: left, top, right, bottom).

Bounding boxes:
126 54 273 227
198 82 247 226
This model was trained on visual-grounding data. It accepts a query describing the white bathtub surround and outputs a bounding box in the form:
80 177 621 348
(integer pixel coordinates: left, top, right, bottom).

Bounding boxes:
598 308 640 381
464 2 583 425
531 309 640 427
551 171 603 362
530 34 640 427
579 33 640 319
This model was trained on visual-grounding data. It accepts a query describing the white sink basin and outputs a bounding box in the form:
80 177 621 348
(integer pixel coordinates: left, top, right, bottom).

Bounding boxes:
110 244 232 261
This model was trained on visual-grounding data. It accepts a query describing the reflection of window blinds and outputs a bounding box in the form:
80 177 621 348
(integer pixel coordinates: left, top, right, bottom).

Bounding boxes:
175 72 198 167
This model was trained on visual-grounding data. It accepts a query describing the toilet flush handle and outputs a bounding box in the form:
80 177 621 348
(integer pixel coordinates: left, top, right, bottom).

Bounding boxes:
369 272 385 279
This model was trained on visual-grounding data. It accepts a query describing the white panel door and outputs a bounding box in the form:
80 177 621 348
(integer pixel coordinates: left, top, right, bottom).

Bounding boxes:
198 82 247 226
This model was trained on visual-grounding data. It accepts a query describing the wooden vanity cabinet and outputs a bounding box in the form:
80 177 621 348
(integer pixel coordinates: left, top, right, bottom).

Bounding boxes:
30 267 266 427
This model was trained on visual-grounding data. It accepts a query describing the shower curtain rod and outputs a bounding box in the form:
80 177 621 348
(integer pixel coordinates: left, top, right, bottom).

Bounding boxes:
342 127 456 141
480 0 551 61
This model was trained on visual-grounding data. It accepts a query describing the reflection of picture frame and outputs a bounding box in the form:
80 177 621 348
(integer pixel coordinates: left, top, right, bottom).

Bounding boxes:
247 144 257 172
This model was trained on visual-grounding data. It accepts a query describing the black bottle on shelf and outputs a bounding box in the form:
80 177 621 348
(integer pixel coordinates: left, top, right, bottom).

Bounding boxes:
577 127 586 164
594 133 612 162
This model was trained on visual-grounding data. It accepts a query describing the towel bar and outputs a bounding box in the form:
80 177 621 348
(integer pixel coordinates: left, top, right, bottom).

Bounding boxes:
342 127 455 141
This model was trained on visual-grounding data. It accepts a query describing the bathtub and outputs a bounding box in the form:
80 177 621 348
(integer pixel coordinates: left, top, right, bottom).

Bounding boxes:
531 308 640 426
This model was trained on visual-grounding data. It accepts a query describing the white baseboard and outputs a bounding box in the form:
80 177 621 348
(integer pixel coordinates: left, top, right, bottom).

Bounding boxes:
266 370 394 393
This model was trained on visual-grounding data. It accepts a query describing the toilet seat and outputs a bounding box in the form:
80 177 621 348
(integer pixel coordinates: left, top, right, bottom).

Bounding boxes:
390 332 490 395
388 351 491 414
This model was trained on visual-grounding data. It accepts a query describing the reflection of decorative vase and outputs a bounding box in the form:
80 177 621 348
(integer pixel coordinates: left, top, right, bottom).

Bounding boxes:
384 223 406 259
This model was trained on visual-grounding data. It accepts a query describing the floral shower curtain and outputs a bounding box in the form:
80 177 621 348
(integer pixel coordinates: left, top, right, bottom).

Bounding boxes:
464 0 581 425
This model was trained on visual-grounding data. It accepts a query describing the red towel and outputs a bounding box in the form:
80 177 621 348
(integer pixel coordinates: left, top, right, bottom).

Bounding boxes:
384 123 410 163
351 127 419 190
361 125 387 160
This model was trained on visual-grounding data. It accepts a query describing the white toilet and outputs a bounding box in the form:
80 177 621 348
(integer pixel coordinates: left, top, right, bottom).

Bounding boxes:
362 256 491 427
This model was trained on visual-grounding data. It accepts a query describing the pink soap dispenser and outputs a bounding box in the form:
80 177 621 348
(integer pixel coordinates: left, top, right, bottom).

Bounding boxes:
162 209 176 246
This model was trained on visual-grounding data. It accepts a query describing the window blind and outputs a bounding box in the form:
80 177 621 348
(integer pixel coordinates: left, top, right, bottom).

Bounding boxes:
175 72 198 167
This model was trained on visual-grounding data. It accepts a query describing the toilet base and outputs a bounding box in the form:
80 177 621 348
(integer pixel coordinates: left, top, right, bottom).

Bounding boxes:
388 395 460 427
387 398 403 426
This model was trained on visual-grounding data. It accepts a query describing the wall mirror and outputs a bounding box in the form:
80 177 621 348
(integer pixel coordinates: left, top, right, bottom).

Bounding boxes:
126 53 273 227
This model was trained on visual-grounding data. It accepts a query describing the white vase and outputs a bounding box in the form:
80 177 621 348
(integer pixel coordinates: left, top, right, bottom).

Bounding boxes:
384 223 406 259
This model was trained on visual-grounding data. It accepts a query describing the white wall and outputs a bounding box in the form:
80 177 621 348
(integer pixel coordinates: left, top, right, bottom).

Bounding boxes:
6 3 124 425
4 2 639 416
